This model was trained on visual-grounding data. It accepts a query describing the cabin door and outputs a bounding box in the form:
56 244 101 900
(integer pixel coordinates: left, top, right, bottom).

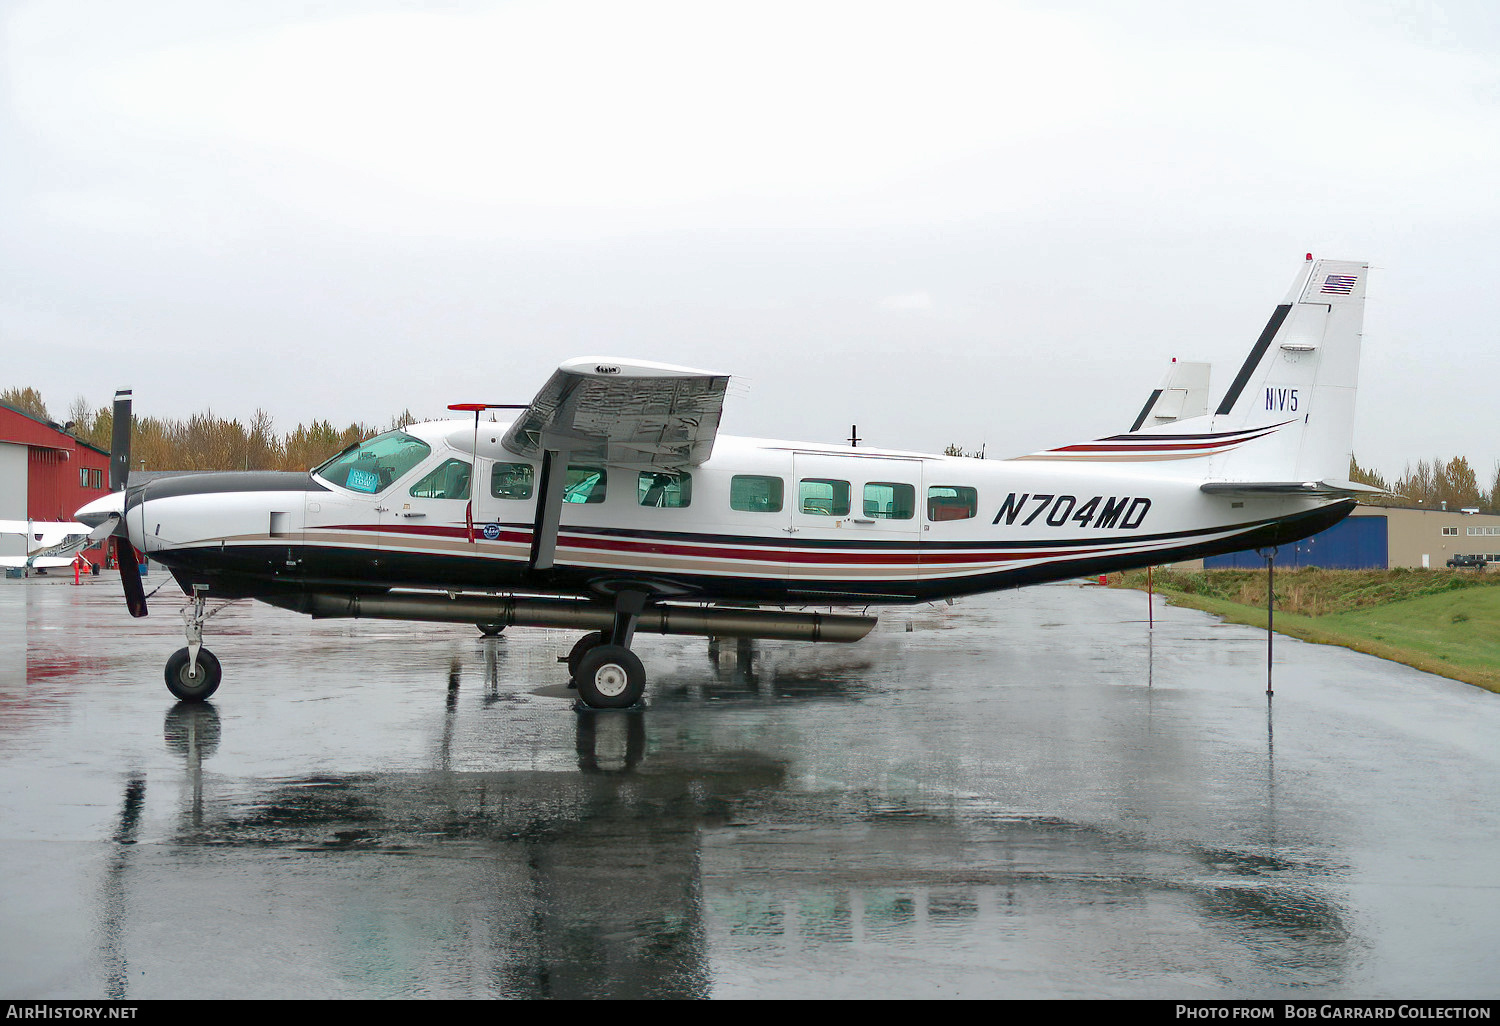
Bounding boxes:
789 453 922 599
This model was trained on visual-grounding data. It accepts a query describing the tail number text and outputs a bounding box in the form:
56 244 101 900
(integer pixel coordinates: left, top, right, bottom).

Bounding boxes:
993 494 1152 529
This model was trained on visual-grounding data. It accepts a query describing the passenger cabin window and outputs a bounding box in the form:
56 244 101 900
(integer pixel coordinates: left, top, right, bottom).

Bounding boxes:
638 471 691 508
491 462 534 500
315 431 432 495
564 466 607 504
800 479 850 517
730 475 784 513
927 485 978 522
409 459 472 500
863 482 915 520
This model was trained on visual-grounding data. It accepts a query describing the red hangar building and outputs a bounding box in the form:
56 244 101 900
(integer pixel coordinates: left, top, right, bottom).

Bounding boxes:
0 400 112 565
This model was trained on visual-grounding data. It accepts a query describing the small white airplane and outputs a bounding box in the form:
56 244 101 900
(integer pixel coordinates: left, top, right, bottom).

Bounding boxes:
77 256 1379 708
0 519 104 574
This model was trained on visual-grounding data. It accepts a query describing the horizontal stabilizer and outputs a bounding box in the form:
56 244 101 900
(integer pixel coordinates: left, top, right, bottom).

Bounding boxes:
1200 479 1388 498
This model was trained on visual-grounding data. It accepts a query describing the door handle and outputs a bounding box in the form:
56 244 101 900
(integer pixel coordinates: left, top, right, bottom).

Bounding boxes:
851 517 876 524
396 512 426 518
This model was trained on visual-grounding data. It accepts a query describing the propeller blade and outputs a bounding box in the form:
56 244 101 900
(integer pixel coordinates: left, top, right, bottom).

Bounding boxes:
115 537 148 618
86 516 119 546
109 390 132 491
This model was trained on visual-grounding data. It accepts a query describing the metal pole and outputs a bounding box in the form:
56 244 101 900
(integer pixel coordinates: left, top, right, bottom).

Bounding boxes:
1265 550 1275 698
1147 565 1154 630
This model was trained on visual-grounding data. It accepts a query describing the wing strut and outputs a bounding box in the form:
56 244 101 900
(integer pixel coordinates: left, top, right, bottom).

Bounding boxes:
529 447 571 571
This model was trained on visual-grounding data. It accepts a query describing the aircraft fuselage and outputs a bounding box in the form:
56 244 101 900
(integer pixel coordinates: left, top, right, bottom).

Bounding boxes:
111 427 1351 607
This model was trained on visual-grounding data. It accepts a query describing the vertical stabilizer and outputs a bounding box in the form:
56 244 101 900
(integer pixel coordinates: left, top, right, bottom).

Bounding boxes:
1206 256 1367 483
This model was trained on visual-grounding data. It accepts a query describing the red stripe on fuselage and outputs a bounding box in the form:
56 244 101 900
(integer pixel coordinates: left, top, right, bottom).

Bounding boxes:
308 522 1181 568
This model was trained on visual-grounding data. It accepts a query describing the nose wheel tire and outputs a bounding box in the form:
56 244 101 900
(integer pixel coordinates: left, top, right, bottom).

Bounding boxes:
165 647 222 702
574 645 645 709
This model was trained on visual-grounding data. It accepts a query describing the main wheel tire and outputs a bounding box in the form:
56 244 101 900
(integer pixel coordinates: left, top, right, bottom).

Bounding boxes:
477 623 505 637
566 631 608 678
165 647 222 702
574 645 645 709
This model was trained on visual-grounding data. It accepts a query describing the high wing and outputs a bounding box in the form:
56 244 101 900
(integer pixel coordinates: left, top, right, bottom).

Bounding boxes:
0 556 79 570
501 357 730 571
0 519 107 570
501 357 730 471
0 519 90 541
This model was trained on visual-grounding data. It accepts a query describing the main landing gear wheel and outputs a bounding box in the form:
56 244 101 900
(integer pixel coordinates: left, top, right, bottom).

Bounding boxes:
566 631 607 678
574 645 645 709
165 647 222 702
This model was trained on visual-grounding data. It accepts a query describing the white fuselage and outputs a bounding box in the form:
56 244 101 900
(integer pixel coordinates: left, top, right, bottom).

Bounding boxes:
95 420 1347 606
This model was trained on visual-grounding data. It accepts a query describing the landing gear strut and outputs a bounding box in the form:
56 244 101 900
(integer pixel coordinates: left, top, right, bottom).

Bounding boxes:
165 585 222 702
570 589 648 709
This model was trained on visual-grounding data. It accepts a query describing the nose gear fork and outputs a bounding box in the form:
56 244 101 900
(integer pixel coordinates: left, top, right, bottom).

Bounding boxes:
164 585 225 702
182 585 210 679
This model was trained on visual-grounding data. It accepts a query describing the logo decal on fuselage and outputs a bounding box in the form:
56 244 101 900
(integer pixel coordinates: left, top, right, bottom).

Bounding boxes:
482 523 502 540
992 493 1152 530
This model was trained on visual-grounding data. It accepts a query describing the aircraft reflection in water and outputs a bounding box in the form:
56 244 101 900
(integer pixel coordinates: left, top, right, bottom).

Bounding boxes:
89 648 1356 999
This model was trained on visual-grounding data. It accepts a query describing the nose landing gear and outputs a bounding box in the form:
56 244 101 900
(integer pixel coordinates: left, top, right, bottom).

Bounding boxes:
164 586 222 702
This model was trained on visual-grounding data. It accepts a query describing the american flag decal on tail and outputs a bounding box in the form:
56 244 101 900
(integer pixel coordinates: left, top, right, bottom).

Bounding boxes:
1321 274 1358 294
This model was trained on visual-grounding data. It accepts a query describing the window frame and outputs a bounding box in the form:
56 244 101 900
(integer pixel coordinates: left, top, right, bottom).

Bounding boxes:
926 485 979 522
637 470 692 508
563 466 608 504
798 478 851 517
490 462 535 501
862 481 916 521
729 475 785 513
408 458 473 500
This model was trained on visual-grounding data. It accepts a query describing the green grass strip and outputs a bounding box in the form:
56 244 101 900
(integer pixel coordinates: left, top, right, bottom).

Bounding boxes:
1114 569 1500 694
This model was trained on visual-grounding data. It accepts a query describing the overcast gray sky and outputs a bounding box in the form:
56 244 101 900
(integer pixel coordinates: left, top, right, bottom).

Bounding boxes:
4 0 1497 481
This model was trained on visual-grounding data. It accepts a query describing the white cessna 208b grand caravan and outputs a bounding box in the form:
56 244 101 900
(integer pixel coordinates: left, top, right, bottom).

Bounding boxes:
77 256 1377 709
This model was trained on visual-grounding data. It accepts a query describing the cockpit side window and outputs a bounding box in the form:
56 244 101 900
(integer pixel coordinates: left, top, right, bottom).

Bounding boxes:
409 459 472 500
491 462 535 500
315 432 432 495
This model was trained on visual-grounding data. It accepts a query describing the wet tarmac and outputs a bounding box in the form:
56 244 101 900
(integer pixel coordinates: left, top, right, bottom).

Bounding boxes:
2 573 1498 999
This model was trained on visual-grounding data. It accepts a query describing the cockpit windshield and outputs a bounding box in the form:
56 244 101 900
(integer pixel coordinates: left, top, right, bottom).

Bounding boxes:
314 431 432 494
